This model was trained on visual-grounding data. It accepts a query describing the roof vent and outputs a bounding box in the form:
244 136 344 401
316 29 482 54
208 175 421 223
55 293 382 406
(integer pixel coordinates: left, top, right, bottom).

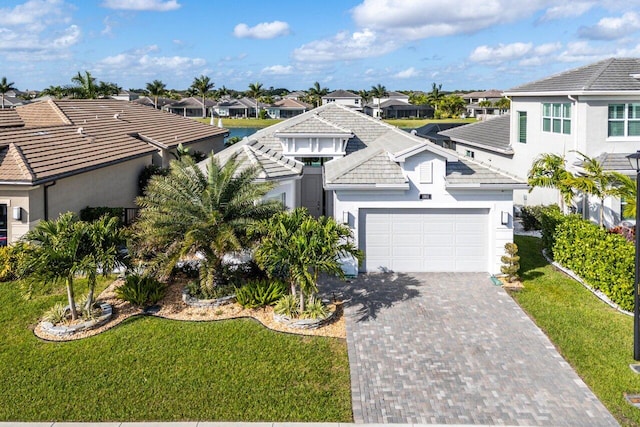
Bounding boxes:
631 73 640 80
77 127 84 134
113 113 120 120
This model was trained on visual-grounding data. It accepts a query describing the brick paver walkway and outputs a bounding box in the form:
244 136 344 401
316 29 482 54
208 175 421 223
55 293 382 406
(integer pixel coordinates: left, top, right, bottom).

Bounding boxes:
321 272 618 426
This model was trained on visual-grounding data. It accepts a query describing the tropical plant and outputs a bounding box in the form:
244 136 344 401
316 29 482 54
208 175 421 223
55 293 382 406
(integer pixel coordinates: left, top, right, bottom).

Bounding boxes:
235 278 287 308
246 82 265 118
134 156 282 294
146 79 167 109
190 75 214 117
370 84 388 118
217 85 230 99
494 96 511 112
408 91 428 105
438 94 466 118
42 302 68 324
250 208 362 311
427 82 445 110
358 89 372 106
115 273 166 306
478 99 493 115
301 296 329 319
0 77 16 109
69 71 119 99
527 153 576 213
40 85 67 99
571 151 635 226
274 293 299 318
307 81 329 108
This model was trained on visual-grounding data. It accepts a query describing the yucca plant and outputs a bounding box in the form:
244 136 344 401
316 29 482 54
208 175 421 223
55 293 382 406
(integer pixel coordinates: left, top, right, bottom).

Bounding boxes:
274 294 299 318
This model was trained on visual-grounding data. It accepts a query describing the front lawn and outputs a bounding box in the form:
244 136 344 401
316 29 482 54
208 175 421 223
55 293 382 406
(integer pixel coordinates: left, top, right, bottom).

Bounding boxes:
384 117 477 128
196 117 282 128
0 278 351 422
513 235 640 426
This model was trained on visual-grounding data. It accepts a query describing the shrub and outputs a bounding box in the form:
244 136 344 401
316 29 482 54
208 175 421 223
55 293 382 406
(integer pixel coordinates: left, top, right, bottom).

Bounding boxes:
539 205 565 254
552 216 634 311
0 245 21 282
520 205 549 231
608 225 635 242
42 302 68 324
500 243 520 282
235 279 286 308
274 294 299 318
115 274 166 306
75 293 100 320
79 207 124 225
138 164 169 195
185 280 235 300
301 296 329 319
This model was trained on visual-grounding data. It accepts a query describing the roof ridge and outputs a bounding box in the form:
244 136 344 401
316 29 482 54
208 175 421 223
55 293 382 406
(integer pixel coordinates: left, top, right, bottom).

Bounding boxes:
582 58 616 90
325 147 386 182
8 142 36 181
453 156 524 182
48 99 73 125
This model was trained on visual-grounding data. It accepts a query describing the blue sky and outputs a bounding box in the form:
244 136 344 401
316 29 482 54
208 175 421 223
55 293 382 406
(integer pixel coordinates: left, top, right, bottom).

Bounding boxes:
2 0 640 93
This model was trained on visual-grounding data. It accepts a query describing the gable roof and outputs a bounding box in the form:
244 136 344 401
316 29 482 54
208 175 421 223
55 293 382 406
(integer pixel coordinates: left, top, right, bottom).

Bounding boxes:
323 90 359 99
593 152 635 173
271 98 313 109
0 109 25 129
462 90 503 99
505 58 640 94
440 115 513 154
166 96 216 109
446 159 526 188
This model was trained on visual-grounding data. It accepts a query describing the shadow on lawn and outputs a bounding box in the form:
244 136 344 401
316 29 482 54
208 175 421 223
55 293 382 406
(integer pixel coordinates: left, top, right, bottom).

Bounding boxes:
514 235 547 281
319 272 421 322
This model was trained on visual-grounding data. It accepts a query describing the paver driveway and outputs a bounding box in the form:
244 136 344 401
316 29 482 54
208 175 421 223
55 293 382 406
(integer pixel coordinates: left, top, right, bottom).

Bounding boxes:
321 272 618 426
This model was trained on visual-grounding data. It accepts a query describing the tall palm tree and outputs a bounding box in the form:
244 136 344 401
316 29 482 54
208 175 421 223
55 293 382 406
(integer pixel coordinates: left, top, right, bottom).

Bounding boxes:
0 77 16 109
427 82 445 111
527 153 576 213
134 156 282 292
439 94 466 118
571 151 633 226
370 84 388 118
19 213 87 320
146 79 167 109
358 89 372 107
307 81 328 108
40 85 67 99
246 82 265 118
71 71 98 99
217 85 230 99
478 99 493 116
190 75 215 118
494 97 511 113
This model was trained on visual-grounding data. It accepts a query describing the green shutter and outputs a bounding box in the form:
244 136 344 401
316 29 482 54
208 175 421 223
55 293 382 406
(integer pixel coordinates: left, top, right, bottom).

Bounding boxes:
518 112 527 143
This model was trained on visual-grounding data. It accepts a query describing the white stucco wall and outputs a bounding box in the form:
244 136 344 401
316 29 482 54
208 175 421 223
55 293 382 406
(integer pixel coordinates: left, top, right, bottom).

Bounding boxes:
329 152 514 274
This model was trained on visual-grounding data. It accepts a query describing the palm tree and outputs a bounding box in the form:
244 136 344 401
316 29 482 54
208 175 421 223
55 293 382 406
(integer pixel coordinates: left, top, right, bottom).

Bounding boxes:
427 82 445 111
571 151 634 226
134 156 282 293
190 75 215 118
358 89 372 107
307 81 328 108
0 77 16 109
251 208 362 311
19 213 87 320
70 71 98 99
527 153 576 213
246 82 265 118
478 99 493 116
370 84 388 118
494 97 511 113
40 85 67 99
217 85 230 100
78 216 128 311
146 79 167 109
439 94 466 118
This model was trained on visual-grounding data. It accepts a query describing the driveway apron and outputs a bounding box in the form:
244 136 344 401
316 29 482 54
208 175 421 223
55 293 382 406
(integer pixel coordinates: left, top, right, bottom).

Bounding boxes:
322 272 618 426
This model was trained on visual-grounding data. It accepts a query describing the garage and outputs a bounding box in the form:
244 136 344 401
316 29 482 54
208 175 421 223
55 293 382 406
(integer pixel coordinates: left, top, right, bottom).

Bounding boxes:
359 208 490 273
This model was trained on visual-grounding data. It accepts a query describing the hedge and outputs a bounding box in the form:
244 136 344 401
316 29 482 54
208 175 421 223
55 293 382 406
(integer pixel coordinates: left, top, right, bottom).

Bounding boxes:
540 207 634 311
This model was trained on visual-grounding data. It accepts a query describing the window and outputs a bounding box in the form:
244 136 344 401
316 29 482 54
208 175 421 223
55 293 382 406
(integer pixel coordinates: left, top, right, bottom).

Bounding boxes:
465 150 475 159
518 111 527 143
608 103 640 137
0 205 6 247
542 103 571 134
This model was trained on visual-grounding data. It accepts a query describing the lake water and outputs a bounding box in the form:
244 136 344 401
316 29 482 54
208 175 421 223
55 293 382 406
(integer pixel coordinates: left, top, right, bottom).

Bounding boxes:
225 127 260 143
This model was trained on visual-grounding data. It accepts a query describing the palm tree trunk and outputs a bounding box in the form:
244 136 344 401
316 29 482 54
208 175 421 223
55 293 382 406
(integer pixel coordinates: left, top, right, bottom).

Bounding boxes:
299 289 305 312
600 199 605 226
1 94 4 109
202 96 206 118
66 276 78 320
154 96 158 110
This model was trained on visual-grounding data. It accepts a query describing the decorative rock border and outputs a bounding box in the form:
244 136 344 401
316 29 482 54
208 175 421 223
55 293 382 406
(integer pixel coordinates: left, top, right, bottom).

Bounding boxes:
273 303 338 330
181 287 236 308
40 302 113 337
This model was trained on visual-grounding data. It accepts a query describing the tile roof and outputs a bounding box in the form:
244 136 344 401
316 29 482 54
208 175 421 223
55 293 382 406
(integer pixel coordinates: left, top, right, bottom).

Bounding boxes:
440 114 512 154
462 90 503 99
593 152 635 172
213 103 523 188
506 58 640 93
0 109 25 128
271 98 313 109
16 100 69 127
446 159 525 186
323 90 359 98
167 96 216 108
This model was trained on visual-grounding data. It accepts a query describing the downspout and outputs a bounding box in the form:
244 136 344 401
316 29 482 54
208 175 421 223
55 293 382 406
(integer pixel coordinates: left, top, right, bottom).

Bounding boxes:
43 181 56 221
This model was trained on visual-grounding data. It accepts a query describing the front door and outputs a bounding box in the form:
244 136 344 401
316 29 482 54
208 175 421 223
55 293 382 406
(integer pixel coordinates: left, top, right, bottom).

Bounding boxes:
301 168 323 218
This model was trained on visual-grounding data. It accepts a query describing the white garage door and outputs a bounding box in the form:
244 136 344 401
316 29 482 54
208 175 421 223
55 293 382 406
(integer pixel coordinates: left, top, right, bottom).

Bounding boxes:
359 208 489 272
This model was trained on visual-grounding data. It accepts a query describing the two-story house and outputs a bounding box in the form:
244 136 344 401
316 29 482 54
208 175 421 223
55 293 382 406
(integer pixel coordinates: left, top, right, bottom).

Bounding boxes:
441 58 640 227
322 90 362 110
364 91 433 119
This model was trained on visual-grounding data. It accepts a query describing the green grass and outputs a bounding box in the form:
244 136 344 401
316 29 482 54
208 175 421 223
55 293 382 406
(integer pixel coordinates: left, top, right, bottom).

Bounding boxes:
0 278 351 422
513 236 640 426
196 118 282 128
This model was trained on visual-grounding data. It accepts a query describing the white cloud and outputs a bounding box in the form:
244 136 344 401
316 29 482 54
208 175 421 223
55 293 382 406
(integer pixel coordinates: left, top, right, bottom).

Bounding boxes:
292 29 398 62
394 67 419 79
579 12 640 40
469 42 533 63
233 21 290 39
539 2 594 21
101 0 180 11
261 65 293 75
51 24 80 48
97 48 206 81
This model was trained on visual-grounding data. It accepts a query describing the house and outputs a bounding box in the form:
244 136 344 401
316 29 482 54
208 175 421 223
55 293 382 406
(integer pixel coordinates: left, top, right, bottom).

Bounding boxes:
111 90 140 101
442 58 640 227
412 122 468 149
322 90 362 109
284 91 306 101
461 90 504 119
210 103 525 274
212 97 263 118
133 96 174 110
363 91 433 119
0 99 228 245
266 98 313 119
165 96 216 117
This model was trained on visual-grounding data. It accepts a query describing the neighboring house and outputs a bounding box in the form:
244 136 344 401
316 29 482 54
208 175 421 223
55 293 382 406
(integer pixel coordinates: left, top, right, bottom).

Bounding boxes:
0 99 228 245
213 97 262 118
322 90 362 109
133 96 174 109
442 58 640 227
266 98 313 119
210 103 525 274
364 91 432 119
462 90 504 119
284 91 306 101
412 122 469 149
165 96 216 117
111 90 140 101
